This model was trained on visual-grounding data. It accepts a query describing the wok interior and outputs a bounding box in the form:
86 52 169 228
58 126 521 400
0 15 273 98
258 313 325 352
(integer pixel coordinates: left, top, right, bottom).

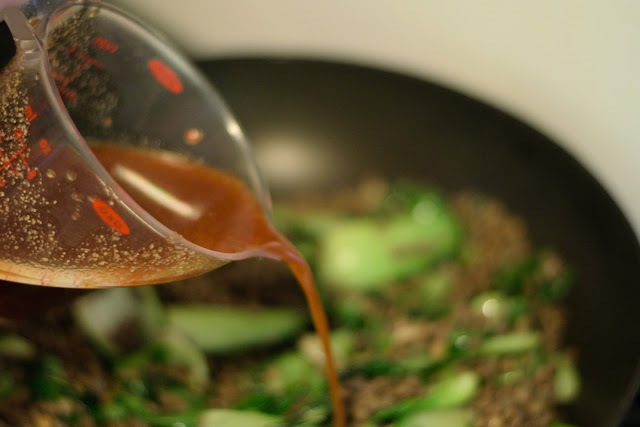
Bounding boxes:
197 58 640 426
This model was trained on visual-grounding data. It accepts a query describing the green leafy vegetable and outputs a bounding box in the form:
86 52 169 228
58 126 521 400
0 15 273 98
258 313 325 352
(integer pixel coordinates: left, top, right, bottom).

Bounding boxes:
318 192 462 291
30 355 72 400
493 256 538 295
478 332 541 356
418 269 454 319
552 353 581 403
262 351 325 398
539 269 575 302
0 333 35 360
198 408 283 427
470 291 529 324
374 371 480 421
167 305 306 354
396 408 473 427
73 287 165 357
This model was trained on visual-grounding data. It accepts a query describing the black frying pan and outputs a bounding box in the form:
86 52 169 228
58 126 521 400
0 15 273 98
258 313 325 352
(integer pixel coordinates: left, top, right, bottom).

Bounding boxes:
197 58 640 427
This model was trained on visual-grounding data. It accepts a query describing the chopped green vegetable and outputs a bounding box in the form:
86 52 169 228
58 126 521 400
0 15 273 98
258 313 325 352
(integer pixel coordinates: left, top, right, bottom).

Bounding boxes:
136 286 167 339
263 351 324 398
396 408 473 427
233 387 309 417
274 206 343 238
97 386 202 426
156 328 209 391
553 353 581 403
386 207 461 263
478 332 541 356
318 191 461 291
448 330 477 359
470 291 529 324
374 371 479 421
145 412 201 426
30 355 71 400
333 295 369 328
298 329 356 369
318 219 397 291
73 287 164 357
103 391 150 422
273 207 345 265
539 269 575 302
495 369 525 386
318 214 458 290
0 369 15 398
493 256 539 295
493 252 575 302
292 403 330 426
0 333 35 360
365 321 394 353
73 288 139 356
418 269 454 319
167 305 306 354
524 347 548 374
340 358 410 379
198 408 283 427
377 182 447 216
399 352 442 375
340 352 443 380
549 421 578 427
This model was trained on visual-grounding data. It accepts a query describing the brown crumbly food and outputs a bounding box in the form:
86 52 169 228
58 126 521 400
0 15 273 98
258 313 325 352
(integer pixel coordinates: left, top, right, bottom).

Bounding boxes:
470 361 557 427
450 193 531 298
343 376 426 424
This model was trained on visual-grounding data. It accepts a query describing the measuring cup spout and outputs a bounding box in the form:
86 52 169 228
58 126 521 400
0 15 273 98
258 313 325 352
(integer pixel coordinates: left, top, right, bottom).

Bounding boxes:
0 1 272 289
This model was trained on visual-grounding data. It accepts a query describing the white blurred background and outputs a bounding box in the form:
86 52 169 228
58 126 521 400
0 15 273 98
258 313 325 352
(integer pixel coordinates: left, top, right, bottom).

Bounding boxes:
109 1 640 236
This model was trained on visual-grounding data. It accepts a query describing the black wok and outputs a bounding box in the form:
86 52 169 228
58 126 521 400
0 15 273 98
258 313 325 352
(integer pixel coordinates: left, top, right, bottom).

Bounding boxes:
197 58 640 427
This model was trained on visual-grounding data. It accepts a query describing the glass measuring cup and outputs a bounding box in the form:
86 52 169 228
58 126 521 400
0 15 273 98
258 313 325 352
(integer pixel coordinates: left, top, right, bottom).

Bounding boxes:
0 0 273 288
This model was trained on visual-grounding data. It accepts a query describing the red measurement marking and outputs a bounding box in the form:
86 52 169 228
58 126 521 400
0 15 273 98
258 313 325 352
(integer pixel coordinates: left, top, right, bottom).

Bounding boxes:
67 45 105 70
52 70 79 102
24 105 37 123
0 127 35 186
92 199 130 235
39 138 51 155
55 45 105 99
93 36 118 54
148 59 183 94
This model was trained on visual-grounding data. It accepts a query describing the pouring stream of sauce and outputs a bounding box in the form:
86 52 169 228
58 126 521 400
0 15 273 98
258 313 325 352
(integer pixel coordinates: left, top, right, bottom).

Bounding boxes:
91 145 346 426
